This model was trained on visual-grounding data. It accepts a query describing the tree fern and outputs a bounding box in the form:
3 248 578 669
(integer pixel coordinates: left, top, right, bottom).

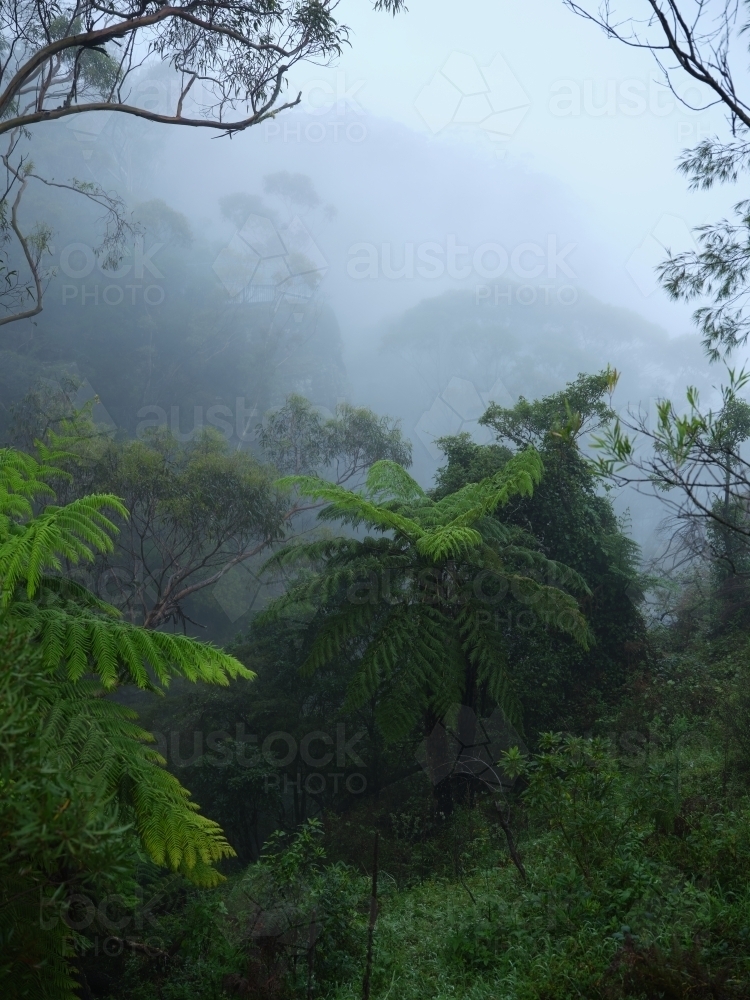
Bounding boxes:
264 446 591 739
0 446 256 998
0 446 251 689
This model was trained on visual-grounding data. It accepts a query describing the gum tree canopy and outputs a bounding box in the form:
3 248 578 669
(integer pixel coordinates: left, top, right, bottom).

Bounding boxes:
0 0 403 325
566 0 750 359
0 0 395 135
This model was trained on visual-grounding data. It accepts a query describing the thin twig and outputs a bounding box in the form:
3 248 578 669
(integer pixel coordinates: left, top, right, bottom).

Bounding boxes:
495 799 527 881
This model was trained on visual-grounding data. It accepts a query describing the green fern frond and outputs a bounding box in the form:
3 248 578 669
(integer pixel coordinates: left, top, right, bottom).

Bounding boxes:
430 448 543 527
265 443 591 745
36 573 119 614
33 674 236 883
300 602 376 676
277 474 426 541
416 524 484 561
0 449 55 537
6 603 253 688
506 574 593 648
261 536 359 574
457 603 521 724
0 494 126 604
343 604 448 714
366 460 427 503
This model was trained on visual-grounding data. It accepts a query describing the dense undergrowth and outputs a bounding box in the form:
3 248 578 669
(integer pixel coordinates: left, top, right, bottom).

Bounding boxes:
97 633 750 1000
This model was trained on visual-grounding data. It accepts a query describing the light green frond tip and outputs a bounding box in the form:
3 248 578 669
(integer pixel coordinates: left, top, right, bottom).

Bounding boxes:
366 460 426 502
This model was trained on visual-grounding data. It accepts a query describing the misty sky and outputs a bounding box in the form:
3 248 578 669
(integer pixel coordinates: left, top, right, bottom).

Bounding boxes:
138 0 741 343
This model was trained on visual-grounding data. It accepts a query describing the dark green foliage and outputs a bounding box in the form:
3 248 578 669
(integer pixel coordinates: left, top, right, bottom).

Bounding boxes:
10 359 750 1000
0 444 266 997
108 821 367 1000
444 914 501 971
435 372 645 733
0 445 249 690
260 451 590 747
0 625 239 1000
425 434 512 497
0 633 133 999
143 610 413 861
225 820 365 992
479 370 617 448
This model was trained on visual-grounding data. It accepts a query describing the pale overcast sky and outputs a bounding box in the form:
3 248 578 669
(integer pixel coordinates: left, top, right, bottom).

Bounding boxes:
280 0 736 335
150 0 744 344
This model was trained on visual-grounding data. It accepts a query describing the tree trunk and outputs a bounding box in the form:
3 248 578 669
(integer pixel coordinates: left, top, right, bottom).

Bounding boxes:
424 713 453 816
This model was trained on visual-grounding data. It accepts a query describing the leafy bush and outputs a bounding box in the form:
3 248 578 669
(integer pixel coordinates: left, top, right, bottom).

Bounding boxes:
223 819 366 996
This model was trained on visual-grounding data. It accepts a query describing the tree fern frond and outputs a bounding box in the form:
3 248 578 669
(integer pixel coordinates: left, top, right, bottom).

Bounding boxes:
300 602 376 676
260 536 359 574
37 573 120 615
5 603 253 689
277 474 426 540
430 447 543 526
457 603 521 724
0 494 126 604
32 674 236 883
343 604 448 714
365 460 427 503
506 575 593 648
264 443 592 747
416 524 484 562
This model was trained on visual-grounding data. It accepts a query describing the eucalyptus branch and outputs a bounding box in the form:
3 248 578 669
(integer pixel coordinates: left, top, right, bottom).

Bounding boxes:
564 1 750 357
592 369 750 572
